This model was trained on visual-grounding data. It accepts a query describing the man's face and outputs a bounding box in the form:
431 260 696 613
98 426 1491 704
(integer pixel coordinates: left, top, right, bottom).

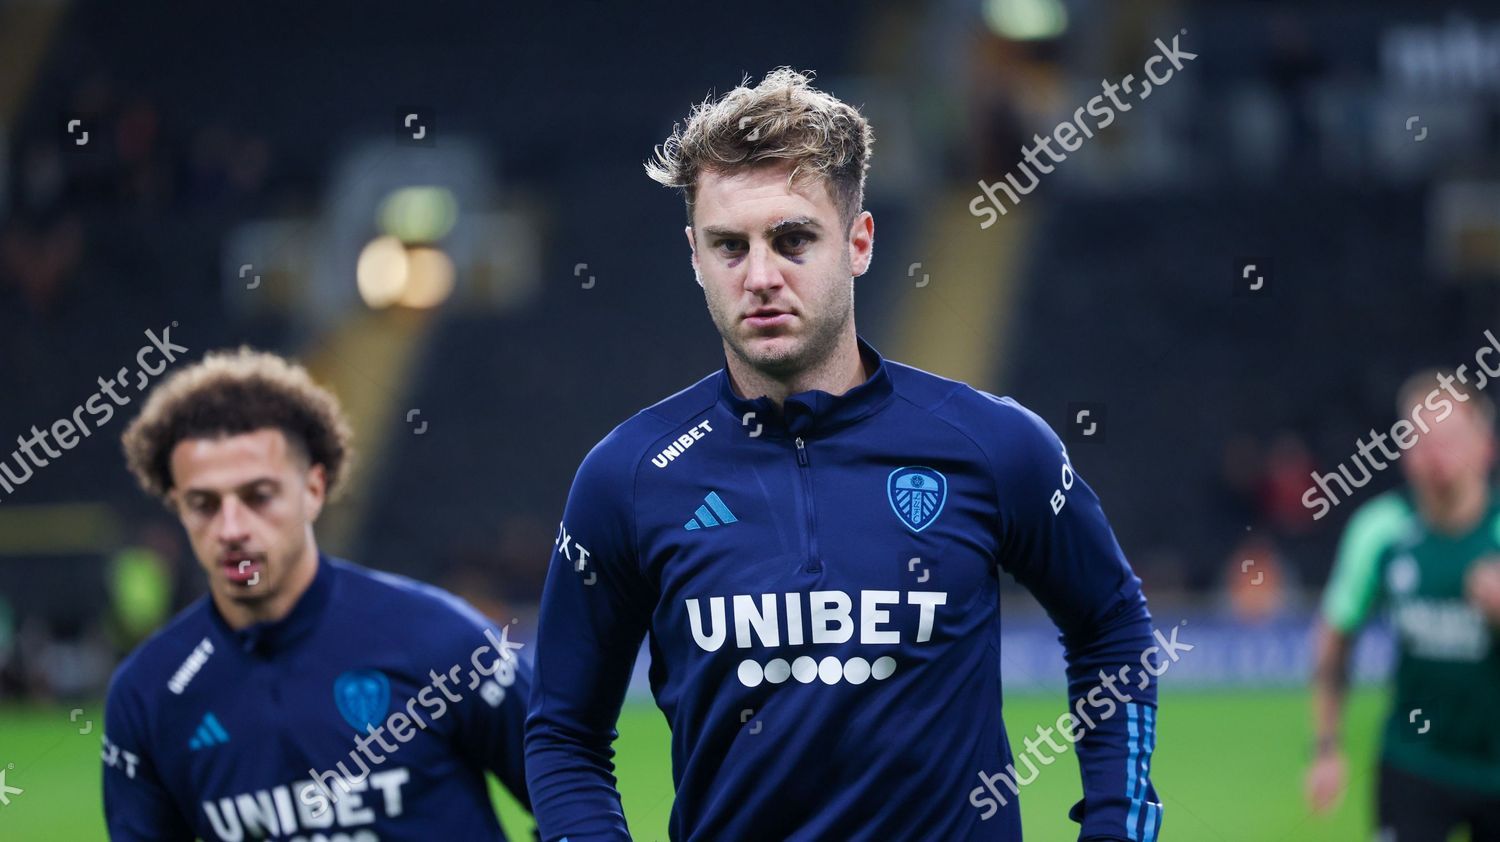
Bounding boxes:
687 162 873 378
168 428 324 610
1403 401 1495 500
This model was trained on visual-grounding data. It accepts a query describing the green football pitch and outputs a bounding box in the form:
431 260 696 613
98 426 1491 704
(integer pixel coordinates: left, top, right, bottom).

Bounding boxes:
0 688 1392 840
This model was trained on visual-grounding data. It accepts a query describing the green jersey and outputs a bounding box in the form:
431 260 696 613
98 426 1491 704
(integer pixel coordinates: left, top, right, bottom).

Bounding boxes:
1322 489 1500 791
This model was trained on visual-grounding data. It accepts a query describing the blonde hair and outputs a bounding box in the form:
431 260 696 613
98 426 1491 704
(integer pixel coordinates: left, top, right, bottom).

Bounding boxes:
1398 368 1496 425
122 348 354 502
645 67 873 225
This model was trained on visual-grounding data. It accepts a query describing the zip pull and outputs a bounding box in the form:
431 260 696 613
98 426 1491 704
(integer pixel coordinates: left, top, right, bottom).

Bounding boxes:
795 436 809 466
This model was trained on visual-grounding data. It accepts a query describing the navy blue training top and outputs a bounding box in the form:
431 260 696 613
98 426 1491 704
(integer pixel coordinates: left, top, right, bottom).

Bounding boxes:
525 337 1163 841
103 555 532 841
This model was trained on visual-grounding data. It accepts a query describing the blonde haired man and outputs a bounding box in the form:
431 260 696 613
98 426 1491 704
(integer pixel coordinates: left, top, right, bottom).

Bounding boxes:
525 69 1163 841
1308 371 1500 840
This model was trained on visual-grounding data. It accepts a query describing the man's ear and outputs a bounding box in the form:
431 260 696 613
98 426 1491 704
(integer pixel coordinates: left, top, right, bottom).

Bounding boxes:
304 463 327 522
848 211 874 278
684 225 703 288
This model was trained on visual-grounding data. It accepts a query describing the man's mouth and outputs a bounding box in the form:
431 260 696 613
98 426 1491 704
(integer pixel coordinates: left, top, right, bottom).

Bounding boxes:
743 308 794 329
221 552 264 585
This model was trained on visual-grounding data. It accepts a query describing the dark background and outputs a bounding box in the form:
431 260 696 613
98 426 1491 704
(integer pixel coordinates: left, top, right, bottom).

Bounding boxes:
0 0 1494 704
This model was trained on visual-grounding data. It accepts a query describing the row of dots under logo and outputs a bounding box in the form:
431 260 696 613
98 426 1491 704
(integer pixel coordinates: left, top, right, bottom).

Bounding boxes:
738 655 898 687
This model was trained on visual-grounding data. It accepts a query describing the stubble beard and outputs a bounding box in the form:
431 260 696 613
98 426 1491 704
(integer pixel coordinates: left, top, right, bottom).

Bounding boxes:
712 273 854 381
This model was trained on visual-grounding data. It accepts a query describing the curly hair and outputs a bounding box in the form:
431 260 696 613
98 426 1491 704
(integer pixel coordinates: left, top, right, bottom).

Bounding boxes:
645 67 874 226
122 348 354 502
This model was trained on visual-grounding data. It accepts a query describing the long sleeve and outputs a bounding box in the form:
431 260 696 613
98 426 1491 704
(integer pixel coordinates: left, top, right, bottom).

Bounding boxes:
102 673 194 841
451 610 536 813
524 436 654 841
993 401 1163 842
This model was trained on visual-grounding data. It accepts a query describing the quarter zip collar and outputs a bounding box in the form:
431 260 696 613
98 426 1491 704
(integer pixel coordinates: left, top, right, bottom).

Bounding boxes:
210 553 337 657
717 336 895 439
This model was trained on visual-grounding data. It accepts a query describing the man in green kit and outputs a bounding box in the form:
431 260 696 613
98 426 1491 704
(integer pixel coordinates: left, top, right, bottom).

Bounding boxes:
1307 369 1500 840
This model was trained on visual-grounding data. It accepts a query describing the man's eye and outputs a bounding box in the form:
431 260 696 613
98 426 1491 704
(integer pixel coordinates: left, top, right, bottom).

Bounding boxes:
779 233 813 254
188 498 217 515
716 240 746 256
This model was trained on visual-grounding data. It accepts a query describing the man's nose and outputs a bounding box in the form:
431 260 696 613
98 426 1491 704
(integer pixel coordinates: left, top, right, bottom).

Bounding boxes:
742 243 784 295
216 496 251 544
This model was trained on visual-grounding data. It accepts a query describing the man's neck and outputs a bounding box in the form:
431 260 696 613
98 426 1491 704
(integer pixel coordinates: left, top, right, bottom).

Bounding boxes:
725 332 867 408
1418 480 1490 536
214 541 320 631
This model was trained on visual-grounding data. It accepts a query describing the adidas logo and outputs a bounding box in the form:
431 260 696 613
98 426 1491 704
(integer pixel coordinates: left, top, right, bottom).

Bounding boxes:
685 491 738 531
188 712 230 751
